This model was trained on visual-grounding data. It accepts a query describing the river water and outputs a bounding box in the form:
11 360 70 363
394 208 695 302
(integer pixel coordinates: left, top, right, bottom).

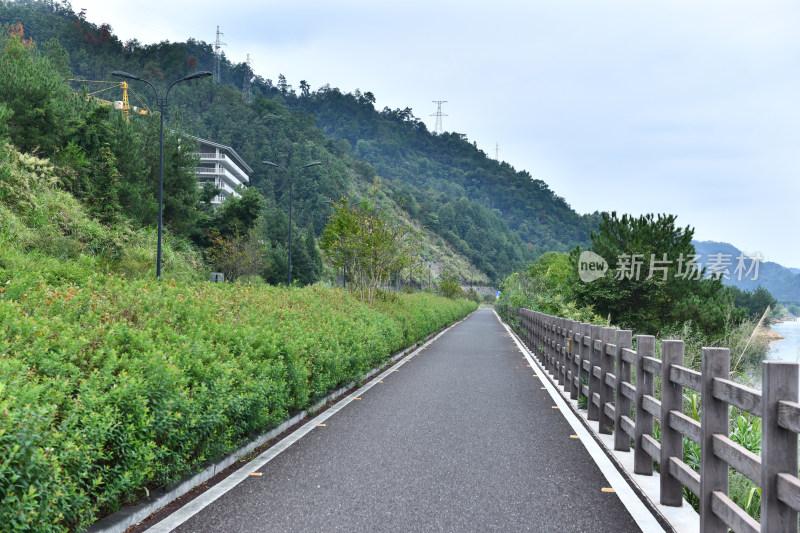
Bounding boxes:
766 318 800 363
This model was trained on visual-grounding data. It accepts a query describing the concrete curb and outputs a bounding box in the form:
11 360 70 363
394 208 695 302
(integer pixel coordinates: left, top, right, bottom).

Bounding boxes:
85 312 473 533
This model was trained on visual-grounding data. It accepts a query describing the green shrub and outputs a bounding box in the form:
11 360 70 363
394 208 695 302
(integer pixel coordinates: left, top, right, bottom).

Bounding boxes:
0 277 475 531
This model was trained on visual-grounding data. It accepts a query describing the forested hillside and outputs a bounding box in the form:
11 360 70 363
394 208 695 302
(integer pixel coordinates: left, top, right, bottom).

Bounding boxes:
0 0 599 283
0 0 596 281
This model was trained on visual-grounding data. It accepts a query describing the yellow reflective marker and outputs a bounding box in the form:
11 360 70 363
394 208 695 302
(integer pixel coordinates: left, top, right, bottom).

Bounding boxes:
354 397 362 400
316 424 326 427
393 369 400 372
378 380 384 383
540 387 547 390
602 488 615 493
570 435 580 439
552 406 559 409
249 473 262 477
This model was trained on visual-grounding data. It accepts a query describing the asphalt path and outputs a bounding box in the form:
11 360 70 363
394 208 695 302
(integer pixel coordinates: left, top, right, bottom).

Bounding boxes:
156 309 644 532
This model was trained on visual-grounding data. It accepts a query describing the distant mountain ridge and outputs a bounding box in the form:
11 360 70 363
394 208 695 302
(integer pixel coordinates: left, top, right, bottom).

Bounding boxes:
692 240 800 302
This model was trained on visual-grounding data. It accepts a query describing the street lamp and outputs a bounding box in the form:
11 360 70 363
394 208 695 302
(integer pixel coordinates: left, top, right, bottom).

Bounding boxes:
111 70 212 279
263 160 322 285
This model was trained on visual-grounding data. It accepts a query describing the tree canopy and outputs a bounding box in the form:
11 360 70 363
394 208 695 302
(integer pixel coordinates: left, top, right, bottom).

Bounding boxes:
572 212 747 336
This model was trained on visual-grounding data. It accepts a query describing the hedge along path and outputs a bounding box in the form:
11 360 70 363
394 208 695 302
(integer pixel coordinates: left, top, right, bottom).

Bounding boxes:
0 273 476 533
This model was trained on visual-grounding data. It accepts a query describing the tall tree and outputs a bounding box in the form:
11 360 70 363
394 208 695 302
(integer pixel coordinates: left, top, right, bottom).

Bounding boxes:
0 24 72 155
320 198 421 303
574 212 745 336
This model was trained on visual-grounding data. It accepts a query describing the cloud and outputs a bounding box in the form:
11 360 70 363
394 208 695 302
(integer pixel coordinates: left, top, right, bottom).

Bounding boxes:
75 0 800 267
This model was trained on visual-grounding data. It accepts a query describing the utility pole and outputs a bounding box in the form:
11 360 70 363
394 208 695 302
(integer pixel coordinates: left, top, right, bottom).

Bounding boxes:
495 143 500 161
214 26 226 83
431 100 447 134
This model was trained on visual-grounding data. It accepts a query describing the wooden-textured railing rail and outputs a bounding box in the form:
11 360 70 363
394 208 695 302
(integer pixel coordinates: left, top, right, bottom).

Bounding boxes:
511 307 800 533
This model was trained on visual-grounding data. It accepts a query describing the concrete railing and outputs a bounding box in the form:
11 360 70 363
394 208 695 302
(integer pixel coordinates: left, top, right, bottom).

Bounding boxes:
510 307 800 533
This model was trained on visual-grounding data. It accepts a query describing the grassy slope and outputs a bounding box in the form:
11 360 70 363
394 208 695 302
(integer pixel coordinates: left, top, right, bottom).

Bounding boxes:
0 143 477 531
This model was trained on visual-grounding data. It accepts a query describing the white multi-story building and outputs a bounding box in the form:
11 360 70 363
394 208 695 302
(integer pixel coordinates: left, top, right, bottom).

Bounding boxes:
191 136 252 205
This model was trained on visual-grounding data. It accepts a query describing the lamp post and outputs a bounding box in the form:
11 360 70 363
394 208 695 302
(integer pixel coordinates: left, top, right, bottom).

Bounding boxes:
111 70 212 279
263 160 322 285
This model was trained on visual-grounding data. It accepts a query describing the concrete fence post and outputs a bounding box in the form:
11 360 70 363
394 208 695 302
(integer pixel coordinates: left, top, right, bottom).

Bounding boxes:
550 319 557 377
588 325 603 421
598 327 616 434
560 318 567 390
525 311 531 351
529 311 535 350
634 335 656 475
551 318 558 380
565 320 575 396
570 321 580 399
563 318 570 387
580 323 592 406
528 311 534 351
536 313 542 358
555 317 562 385
544 316 549 366
551 318 558 377
541 314 548 371
614 330 633 451
660 340 684 506
761 361 799 533
542 315 551 372
700 347 730 533
540 314 546 367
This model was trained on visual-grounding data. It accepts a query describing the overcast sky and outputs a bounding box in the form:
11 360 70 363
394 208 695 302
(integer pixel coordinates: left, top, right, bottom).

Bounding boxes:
73 0 800 268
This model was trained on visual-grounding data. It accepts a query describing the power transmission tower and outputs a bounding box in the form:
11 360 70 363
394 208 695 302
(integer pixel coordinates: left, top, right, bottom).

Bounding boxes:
243 54 253 103
213 26 226 83
495 143 500 160
431 100 447 134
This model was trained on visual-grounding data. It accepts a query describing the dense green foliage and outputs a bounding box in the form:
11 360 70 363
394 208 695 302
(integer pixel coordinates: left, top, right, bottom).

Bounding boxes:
496 251 603 324
0 138 205 284
571 212 747 337
319 197 421 303
438 270 465 300
0 22 215 244
728 285 777 321
0 0 601 284
497 212 778 344
0 275 475 531
284 87 601 282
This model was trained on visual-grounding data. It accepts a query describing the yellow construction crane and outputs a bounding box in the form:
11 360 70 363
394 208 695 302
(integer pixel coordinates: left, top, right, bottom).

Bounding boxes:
68 79 150 120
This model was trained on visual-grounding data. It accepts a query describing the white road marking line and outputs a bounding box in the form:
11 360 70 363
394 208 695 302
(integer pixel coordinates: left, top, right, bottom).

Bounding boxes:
143 318 464 532
492 309 666 533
